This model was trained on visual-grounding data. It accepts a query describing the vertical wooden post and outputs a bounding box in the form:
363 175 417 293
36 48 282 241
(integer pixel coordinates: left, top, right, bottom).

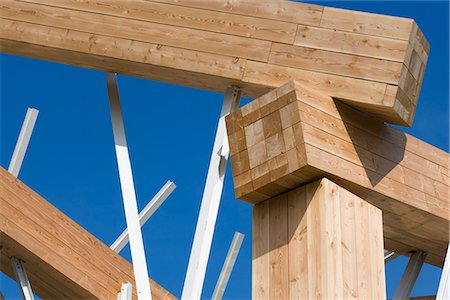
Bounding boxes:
252 178 386 299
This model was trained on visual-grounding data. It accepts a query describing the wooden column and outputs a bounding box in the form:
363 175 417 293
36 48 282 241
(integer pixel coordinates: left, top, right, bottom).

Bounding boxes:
252 177 386 299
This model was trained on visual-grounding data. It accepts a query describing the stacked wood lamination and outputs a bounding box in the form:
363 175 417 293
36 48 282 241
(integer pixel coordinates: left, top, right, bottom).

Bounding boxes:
226 80 449 267
253 178 385 299
0 0 429 125
0 167 175 300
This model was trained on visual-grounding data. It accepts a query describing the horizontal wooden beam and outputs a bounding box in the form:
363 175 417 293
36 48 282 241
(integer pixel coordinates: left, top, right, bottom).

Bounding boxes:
226 81 449 267
0 167 175 300
0 0 428 126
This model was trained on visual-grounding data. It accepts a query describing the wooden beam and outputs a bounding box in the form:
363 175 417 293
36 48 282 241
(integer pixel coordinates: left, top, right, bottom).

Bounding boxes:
0 166 175 300
0 0 429 126
252 177 386 299
226 80 449 267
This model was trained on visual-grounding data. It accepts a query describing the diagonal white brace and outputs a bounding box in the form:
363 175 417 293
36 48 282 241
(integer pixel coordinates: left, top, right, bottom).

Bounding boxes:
117 283 133 300
211 232 244 300
181 86 241 300
437 243 450 300
8 108 39 178
111 181 176 253
384 250 400 263
392 251 427 300
105 72 152 300
10 257 35 300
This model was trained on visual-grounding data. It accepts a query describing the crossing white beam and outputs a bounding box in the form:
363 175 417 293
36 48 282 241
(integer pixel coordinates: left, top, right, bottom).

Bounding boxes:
385 250 400 263
105 72 152 300
10 257 35 300
8 108 39 178
211 232 244 300
181 86 241 300
117 283 132 300
437 243 450 300
392 251 427 300
111 181 176 253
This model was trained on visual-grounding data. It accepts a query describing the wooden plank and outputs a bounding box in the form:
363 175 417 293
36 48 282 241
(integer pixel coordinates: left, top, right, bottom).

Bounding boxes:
243 61 389 107
269 42 403 84
1 0 272 62
294 25 409 62
227 81 449 266
253 178 385 298
268 194 288 300
0 167 175 300
21 0 298 44
0 0 429 125
252 200 270 300
150 0 324 25
320 6 414 40
287 185 309 299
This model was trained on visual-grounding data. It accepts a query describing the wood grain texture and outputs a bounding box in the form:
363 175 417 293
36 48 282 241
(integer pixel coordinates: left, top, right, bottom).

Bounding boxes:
0 0 429 126
252 178 386 299
0 167 175 300
227 80 449 266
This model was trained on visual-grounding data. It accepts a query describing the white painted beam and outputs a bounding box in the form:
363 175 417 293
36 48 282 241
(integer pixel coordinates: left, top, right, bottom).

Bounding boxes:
10 257 35 300
8 108 39 178
437 243 450 300
117 283 132 300
181 86 241 300
211 232 244 300
111 181 176 253
392 251 427 300
384 250 400 263
105 72 152 300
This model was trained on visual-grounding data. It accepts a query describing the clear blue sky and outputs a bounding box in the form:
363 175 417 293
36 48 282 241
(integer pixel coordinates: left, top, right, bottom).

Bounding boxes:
0 1 448 299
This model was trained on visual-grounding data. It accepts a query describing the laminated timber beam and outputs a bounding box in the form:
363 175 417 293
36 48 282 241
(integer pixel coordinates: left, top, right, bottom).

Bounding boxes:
0 0 429 126
226 80 450 267
252 178 386 299
0 167 175 300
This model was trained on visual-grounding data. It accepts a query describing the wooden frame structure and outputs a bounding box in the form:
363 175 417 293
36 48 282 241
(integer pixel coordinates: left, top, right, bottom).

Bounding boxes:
0 0 447 299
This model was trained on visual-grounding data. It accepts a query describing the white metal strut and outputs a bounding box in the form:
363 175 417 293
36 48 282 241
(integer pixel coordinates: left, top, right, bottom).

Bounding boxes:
111 180 176 253
117 283 133 300
10 257 35 300
392 251 427 300
437 243 450 300
384 250 400 263
211 232 245 300
8 108 39 178
181 86 241 300
105 72 152 300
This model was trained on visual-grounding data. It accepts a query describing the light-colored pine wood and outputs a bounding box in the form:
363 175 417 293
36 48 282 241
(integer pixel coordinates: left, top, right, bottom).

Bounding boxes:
0 0 429 125
227 80 449 266
294 25 409 62
253 178 386 299
150 0 324 25
252 200 270 300
320 6 414 40
269 42 403 84
22 0 299 44
0 167 175 300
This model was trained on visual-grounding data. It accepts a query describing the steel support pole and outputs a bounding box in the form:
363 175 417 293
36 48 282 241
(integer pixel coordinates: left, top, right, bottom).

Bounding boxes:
392 251 427 300
437 243 450 300
181 86 241 300
105 73 152 300
211 232 244 300
8 108 39 178
111 181 176 253
10 257 35 300
385 250 400 263
117 283 133 300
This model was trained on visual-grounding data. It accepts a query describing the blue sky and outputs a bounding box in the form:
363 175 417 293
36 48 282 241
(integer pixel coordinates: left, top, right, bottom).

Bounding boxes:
0 1 448 299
